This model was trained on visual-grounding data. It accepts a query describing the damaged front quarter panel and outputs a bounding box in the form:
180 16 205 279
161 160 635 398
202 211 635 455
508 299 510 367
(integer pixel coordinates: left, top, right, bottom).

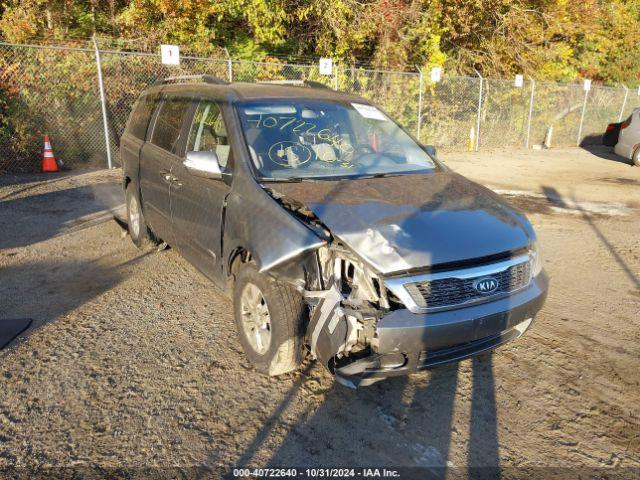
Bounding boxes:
226 179 397 387
304 244 398 387
222 176 327 277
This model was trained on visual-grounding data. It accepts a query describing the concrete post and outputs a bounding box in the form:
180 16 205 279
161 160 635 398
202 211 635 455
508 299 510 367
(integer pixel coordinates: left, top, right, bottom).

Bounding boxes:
474 69 483 151
618 85 629 122
416 66 424 141
577 87 589 146
223 48 233 82
525 78 535 148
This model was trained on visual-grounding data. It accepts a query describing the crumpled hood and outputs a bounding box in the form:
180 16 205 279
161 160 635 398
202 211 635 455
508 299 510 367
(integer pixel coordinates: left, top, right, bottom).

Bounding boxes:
265 171 534 275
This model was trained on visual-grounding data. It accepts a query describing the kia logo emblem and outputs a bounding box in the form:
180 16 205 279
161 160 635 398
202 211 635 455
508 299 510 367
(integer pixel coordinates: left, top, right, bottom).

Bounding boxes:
473 276 499 294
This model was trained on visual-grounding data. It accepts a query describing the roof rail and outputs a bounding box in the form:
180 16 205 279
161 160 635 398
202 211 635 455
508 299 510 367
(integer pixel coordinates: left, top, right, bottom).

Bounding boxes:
154 74 227 86
257 79 331 90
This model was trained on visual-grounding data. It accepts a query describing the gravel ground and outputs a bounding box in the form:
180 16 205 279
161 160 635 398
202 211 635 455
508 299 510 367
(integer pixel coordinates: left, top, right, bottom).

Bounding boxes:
0 146 638 477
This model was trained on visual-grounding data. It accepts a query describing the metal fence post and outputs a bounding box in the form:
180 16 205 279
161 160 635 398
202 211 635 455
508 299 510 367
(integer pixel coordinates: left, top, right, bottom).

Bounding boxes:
416 66 424 141
223 48 233 82
576 86 589 146
525 78 535 148
618 85 629 122
474 69 483 151
91 35 113 169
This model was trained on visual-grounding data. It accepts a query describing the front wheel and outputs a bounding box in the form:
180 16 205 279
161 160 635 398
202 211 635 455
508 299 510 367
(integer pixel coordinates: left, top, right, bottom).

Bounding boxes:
233 263 307 376
125 183 154 249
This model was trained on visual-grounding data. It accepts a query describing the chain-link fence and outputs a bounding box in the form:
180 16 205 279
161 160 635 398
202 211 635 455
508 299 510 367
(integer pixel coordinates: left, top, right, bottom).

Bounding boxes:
419 75 481 149
479 78 532 148
0 43 105 172
1 40 639 173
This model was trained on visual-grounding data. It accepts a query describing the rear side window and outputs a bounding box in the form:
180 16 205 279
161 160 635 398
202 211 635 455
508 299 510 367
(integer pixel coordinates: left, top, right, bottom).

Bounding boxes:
150 97 190 152
126 94 157 140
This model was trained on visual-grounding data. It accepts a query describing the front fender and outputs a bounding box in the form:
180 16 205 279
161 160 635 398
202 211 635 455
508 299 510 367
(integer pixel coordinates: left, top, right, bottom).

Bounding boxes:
222 186 326 274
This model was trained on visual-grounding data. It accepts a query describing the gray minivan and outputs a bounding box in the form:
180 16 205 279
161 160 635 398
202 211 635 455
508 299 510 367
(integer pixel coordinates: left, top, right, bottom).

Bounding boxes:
121 75 548 387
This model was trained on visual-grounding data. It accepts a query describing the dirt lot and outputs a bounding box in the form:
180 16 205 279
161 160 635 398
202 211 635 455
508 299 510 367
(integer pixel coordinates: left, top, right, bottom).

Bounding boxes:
0 146 638 476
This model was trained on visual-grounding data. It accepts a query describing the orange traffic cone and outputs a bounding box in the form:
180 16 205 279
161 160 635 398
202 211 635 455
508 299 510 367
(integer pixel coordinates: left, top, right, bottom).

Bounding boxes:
42 135 59 173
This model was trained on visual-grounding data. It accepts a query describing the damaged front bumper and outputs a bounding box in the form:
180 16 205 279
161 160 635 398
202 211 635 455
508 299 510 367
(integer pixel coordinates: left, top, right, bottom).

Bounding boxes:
333 272 549 388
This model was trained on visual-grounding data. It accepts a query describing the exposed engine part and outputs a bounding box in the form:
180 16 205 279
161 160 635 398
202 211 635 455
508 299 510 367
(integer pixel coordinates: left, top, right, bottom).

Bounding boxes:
305 243 394 372
263 187 331 240
321 245 390 310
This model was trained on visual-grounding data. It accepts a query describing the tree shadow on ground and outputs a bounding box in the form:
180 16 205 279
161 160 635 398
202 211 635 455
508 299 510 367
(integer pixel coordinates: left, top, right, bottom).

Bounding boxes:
0 253 149 351
0 172 75 195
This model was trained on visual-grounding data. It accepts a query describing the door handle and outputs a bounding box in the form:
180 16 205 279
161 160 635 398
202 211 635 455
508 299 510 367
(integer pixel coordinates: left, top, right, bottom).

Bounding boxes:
160 170 181 186
160 170 172 183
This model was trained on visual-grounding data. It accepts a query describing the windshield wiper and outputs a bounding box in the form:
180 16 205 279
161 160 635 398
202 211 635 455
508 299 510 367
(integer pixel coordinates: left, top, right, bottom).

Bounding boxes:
356 172 412 179
258 176 317 183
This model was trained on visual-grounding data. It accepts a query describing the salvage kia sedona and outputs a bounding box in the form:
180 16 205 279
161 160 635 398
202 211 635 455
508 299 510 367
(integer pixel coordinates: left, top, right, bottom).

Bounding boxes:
120 75 548 387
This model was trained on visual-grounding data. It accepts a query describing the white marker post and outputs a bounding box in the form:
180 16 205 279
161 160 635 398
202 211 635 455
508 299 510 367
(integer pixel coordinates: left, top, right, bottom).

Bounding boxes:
474 69 483 151
319 58 333 76
577 79 591 145
161 45 180 65
514 74 524 88
430 66 442 83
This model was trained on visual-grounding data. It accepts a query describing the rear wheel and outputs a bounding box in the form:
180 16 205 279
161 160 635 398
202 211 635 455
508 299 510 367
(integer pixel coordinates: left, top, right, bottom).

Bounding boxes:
632 146 640 167
233 263 306 376
125 183 154 249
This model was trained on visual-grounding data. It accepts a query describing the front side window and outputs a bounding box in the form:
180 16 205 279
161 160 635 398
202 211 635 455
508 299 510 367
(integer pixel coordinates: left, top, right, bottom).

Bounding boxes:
187 101 230 168
150 97 189 152
236 100 437 180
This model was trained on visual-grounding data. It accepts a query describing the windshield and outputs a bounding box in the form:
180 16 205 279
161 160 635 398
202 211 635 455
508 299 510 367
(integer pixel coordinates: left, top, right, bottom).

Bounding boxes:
236 99 437 180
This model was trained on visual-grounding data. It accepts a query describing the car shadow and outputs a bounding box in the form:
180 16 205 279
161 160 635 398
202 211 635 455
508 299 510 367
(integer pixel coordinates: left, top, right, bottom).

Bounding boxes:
579 144 632 166
220 354 501 477
0 181 124 249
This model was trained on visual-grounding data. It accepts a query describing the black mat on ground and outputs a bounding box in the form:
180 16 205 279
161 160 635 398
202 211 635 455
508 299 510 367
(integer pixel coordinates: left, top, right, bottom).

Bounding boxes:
0 318 33 350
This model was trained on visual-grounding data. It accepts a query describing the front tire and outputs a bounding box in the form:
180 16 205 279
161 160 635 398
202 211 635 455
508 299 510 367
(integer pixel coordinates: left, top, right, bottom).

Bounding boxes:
233 263 306 376
125 183 154 249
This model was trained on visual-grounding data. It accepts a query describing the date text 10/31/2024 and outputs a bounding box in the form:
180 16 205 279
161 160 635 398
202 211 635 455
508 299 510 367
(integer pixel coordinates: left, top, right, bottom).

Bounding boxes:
232 468 401 478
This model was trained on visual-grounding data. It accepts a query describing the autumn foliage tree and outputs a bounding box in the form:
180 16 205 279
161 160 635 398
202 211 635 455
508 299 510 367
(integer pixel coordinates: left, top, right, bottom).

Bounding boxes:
0 0 638 84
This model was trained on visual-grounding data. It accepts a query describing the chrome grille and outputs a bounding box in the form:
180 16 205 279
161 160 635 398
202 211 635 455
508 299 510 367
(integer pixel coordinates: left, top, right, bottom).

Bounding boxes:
404 260 531 310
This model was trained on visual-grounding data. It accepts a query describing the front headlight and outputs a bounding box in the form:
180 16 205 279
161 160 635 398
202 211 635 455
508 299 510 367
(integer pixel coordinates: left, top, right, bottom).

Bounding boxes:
530 240 543 277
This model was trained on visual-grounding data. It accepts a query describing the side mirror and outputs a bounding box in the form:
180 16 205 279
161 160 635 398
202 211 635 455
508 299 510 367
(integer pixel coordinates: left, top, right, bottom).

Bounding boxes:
184 151 222 179
424 145 437 158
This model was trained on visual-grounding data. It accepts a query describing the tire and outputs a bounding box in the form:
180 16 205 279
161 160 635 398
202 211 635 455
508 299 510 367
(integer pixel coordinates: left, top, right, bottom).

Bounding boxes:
233 263 307 376
633 147 640 167
125 183 154 249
